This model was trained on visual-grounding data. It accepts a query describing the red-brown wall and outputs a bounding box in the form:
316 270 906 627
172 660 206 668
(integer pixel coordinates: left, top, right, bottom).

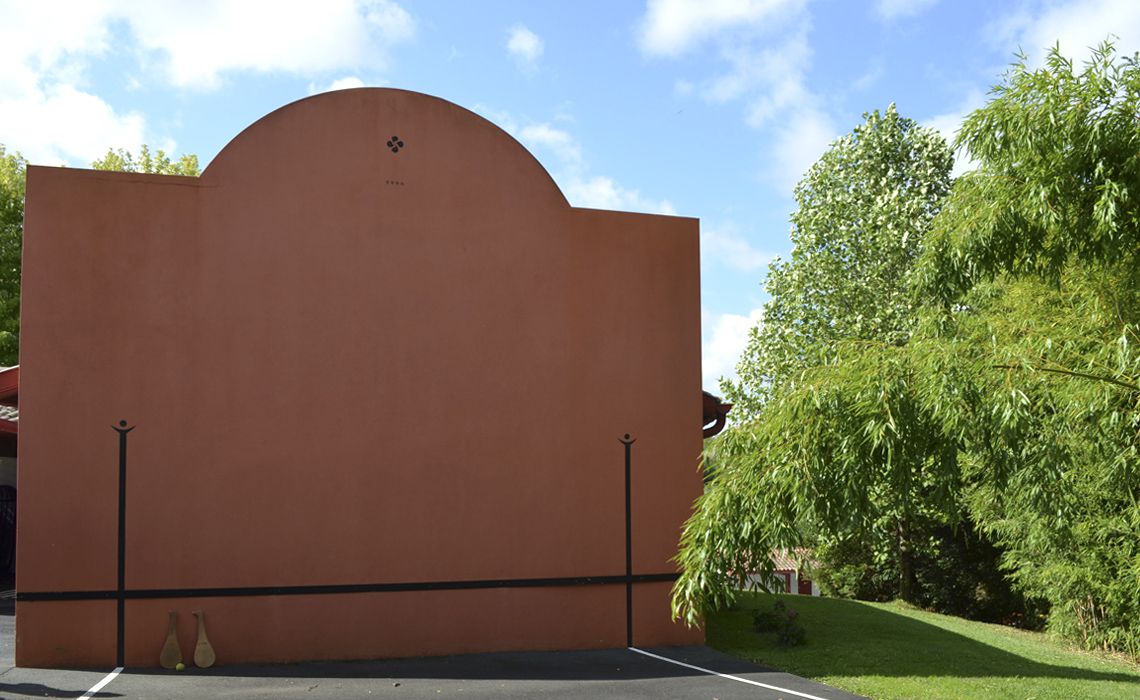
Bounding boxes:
16 88 703 668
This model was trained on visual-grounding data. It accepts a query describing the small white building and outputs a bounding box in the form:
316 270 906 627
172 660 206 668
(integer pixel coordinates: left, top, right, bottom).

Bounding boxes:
747 549 820 596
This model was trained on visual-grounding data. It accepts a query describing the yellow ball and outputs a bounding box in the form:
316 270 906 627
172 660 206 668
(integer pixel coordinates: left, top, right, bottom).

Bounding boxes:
175 662 185 671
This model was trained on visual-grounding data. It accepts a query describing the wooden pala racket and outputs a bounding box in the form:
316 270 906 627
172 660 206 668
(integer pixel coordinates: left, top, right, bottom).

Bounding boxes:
159 611 182 669
192 610 216 668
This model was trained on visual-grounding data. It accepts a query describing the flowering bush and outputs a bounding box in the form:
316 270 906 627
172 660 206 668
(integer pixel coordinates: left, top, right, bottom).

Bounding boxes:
752 598 806 647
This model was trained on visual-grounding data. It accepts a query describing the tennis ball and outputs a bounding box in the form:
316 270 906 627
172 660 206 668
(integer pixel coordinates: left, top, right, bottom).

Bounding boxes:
175 662 185 671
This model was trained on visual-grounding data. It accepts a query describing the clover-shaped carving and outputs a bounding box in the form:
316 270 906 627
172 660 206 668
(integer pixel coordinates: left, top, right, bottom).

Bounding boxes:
387 135 405 153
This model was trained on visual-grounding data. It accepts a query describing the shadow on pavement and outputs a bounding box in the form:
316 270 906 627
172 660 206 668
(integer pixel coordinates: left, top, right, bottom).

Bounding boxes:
0 681 120 698
119 646 773 682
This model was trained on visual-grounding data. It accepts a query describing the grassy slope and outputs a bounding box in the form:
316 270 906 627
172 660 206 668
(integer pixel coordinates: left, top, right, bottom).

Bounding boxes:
707 592 1140 700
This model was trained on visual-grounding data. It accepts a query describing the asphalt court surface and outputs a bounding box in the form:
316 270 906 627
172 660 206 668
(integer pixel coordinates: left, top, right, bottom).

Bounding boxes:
0 603 864 699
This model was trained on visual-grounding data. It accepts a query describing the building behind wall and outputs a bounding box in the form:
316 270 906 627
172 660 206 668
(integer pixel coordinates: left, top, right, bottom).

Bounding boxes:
747 549 821 597
0 365 16 581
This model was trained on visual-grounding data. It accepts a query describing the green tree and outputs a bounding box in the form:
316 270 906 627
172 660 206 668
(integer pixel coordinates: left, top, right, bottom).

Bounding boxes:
91 144 200 176
676 42 1140 657
948 272 1139 652
0 144 199 366
724 104 953 419
0 147 26 366
677 335 977 623
917 42 1140 655
717 105 954 604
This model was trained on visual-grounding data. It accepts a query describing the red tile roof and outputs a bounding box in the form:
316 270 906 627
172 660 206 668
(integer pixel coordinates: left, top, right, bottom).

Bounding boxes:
771 548 817 572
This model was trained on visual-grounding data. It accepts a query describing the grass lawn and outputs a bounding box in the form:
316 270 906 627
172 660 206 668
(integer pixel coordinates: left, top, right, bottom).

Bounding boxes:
707 591 1140 700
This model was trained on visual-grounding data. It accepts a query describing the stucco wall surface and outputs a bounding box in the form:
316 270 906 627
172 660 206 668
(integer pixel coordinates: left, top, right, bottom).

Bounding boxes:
16 88 703 668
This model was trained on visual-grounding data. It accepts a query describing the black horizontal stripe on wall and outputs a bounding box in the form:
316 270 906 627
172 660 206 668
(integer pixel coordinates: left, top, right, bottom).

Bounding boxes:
17 572 681 602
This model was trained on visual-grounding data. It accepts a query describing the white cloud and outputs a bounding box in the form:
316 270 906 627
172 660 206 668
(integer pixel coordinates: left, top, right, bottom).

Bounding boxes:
563 176 677 215
712 28 838 196
472 104 520 136
477 106 679 216
701 222 773 272
993 0 1140 64
0 83 146 166
0 0 414 165
638 0 805 56
510 115 676 214
923 89 986 177
506 25 544 68
0 1 414 90
121 0 414 89
874 0 938 21
327 76 366 91
0 3 114 90
519 124 581 165
705 33 810 111
0 2 145 164
309 76 368 95
852 60 885 91
768 106 836 194
702 307 764 391
637 1 835 196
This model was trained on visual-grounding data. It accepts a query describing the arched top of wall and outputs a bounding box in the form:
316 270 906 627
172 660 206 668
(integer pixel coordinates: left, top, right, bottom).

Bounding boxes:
202 87 569 210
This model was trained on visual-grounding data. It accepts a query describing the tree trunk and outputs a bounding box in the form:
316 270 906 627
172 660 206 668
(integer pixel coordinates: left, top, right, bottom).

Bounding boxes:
897 516 918 604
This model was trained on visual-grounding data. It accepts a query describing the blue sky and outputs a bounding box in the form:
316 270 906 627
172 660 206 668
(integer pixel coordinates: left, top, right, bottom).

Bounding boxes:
2 0 1137 391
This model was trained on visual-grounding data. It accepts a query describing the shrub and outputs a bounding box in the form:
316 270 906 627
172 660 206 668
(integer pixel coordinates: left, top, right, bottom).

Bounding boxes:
753 598 806 647
776 608 807 647
752 608 780 633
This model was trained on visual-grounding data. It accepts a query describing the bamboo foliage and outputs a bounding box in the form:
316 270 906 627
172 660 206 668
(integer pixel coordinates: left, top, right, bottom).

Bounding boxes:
678 42 1140 656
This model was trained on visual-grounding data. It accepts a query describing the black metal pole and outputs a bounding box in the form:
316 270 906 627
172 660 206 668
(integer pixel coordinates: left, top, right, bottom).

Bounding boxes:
113 420 134 668
619 433 635 647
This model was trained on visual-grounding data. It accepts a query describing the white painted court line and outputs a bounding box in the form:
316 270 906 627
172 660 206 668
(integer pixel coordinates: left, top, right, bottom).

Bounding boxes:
629 647 833 700
78 666 123 700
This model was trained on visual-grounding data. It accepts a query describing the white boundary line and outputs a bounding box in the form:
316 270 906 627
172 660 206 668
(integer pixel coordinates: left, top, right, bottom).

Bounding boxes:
629 647 833 700
78 666 123 700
